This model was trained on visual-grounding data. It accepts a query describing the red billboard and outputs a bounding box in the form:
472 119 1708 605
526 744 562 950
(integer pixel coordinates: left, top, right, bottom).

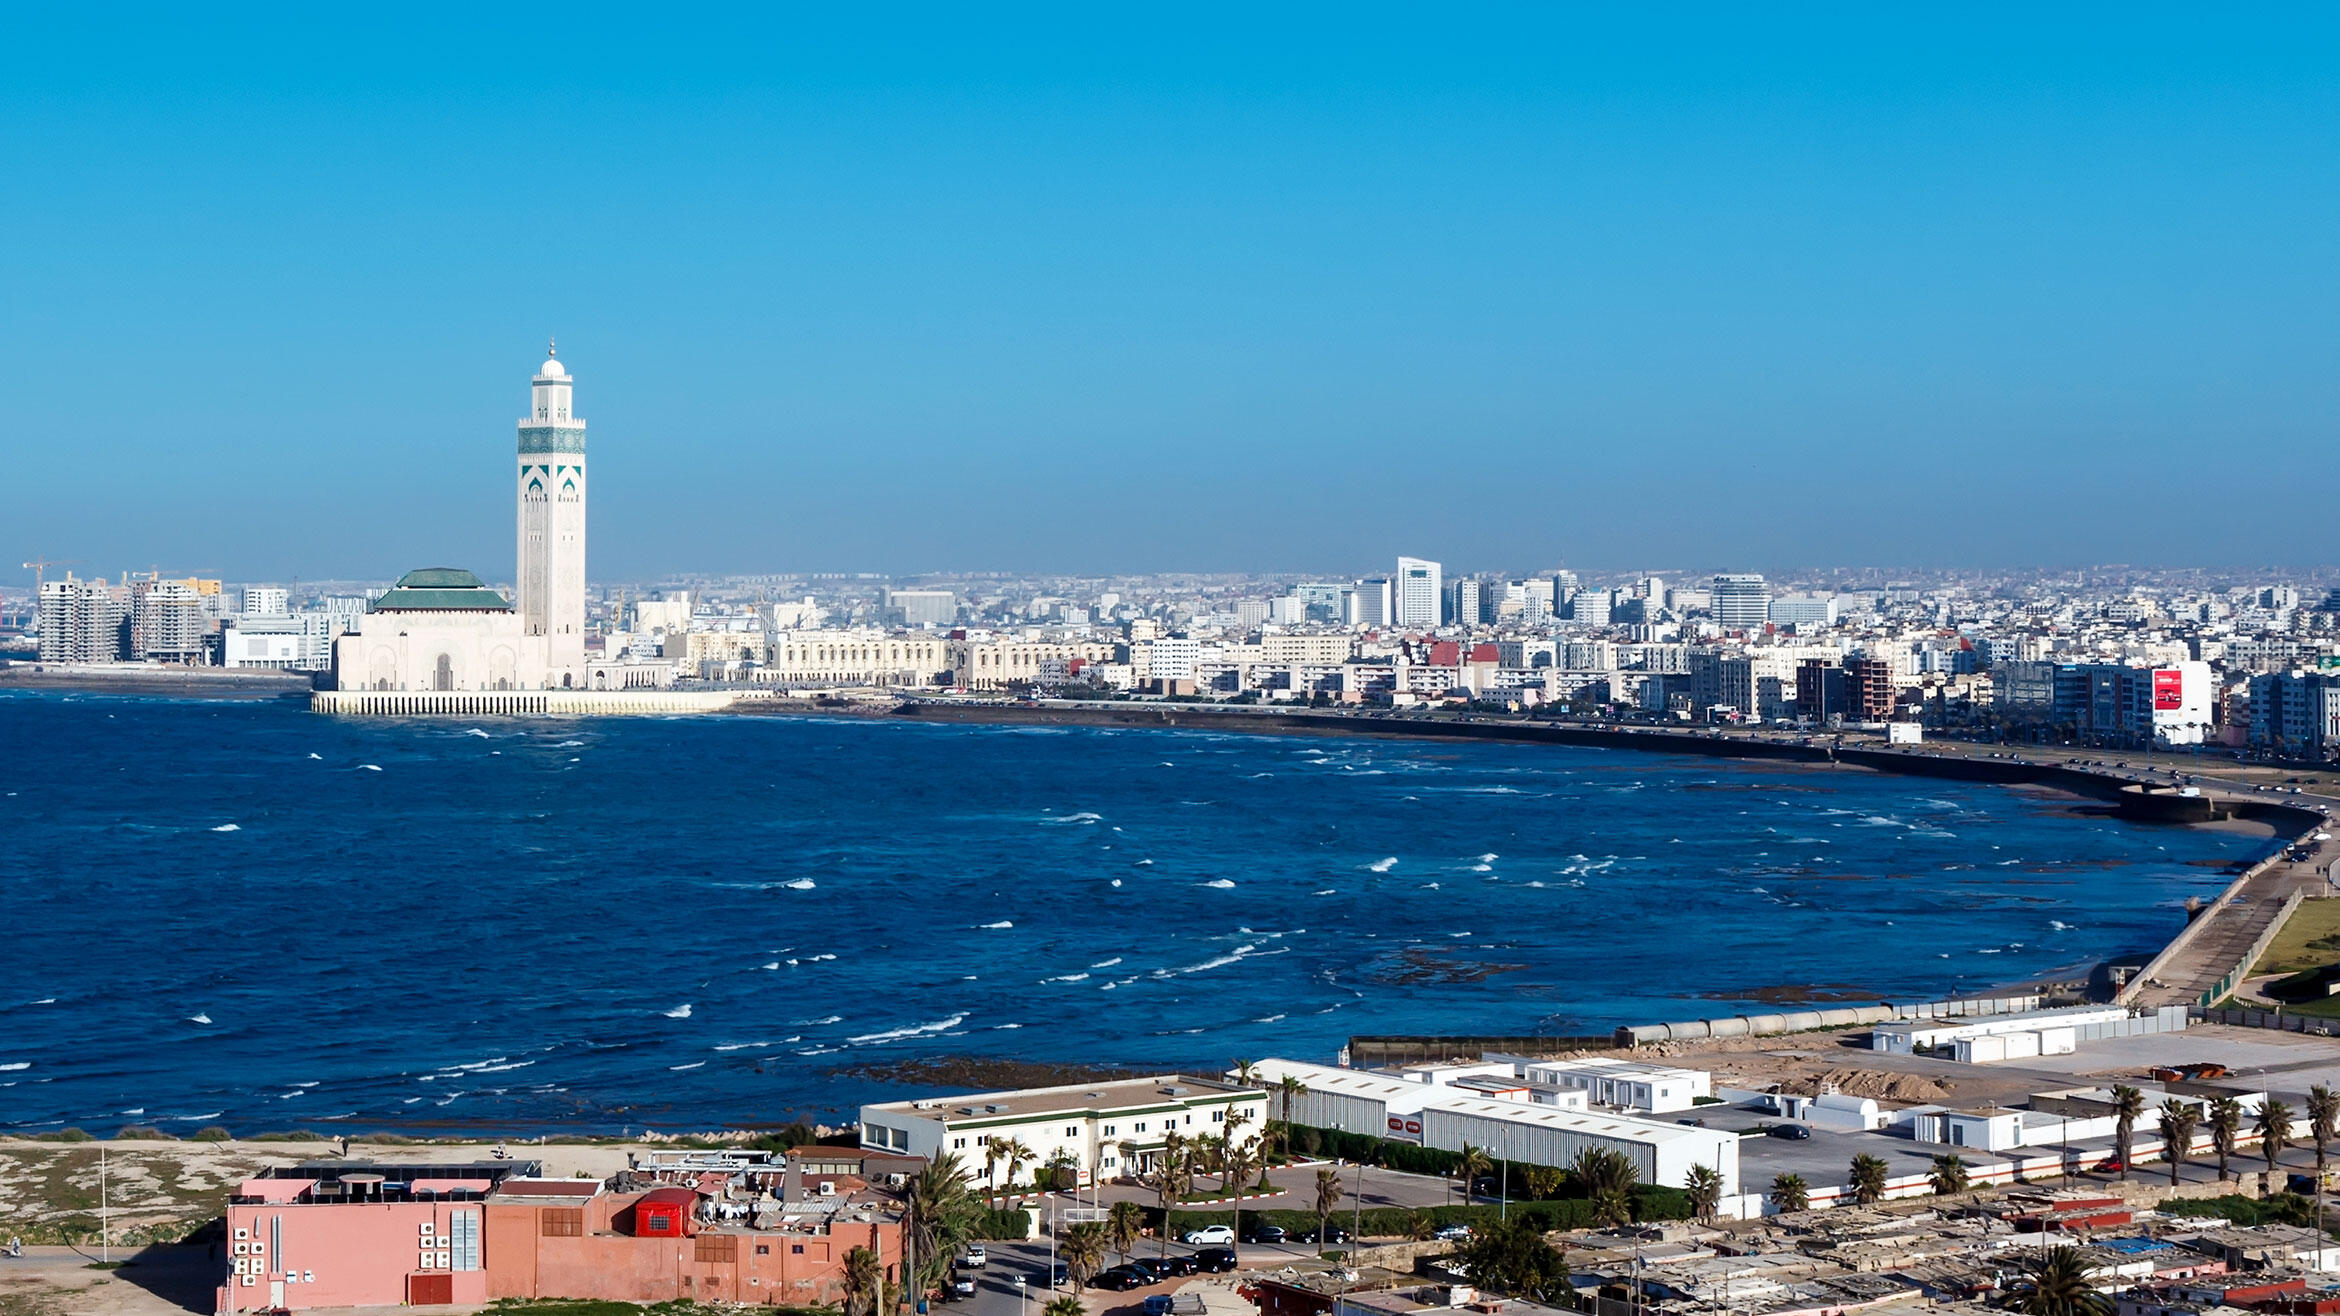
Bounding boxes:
2152 669 2185 711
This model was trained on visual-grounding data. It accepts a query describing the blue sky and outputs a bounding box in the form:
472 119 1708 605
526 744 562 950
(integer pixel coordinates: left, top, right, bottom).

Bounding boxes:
4 7 2335 581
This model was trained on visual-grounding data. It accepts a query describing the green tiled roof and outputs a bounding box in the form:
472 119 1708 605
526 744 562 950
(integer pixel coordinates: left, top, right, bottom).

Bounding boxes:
373 567 512 612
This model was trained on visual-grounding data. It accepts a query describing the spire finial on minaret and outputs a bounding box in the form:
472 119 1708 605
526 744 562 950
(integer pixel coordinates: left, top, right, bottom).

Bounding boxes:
547 336 557 358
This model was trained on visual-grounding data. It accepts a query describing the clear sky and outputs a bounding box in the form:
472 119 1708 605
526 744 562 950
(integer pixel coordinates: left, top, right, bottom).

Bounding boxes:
4 7 2335 582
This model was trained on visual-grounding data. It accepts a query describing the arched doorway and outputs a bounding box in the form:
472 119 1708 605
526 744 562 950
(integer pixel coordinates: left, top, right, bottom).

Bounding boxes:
433 654 453 691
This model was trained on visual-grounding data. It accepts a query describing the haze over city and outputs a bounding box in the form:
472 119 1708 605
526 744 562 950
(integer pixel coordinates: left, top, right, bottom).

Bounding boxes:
6 8 2337 579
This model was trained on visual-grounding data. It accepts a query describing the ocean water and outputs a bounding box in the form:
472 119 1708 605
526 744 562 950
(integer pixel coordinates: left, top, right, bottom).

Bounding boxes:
0 692 2266 1135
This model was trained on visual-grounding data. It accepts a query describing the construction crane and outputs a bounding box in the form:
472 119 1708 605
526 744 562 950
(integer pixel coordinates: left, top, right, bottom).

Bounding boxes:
22 558 79 590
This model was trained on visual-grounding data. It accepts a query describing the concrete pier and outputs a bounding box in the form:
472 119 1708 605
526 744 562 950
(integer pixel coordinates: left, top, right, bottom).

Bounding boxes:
310 688 767 716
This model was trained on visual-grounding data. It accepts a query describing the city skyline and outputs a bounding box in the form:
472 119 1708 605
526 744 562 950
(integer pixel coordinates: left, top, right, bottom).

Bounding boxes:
7 10 2339 580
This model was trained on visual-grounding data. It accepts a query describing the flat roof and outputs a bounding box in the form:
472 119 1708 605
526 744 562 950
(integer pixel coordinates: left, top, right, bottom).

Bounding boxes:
864 1074 1260 1123
1425 1095 1733 1146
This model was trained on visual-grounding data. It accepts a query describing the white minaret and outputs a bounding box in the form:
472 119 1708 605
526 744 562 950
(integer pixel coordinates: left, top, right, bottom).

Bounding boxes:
517 339 587 679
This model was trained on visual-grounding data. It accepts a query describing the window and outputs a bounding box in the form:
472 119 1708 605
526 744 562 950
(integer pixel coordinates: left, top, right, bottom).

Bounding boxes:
792 1245 805 1255
1104 1125 1116 1136
756 1245 771 1256
1102 1156 1116 1168
541 1208 583 1238
1066 1126 1079 1137
953 1137 966 1149
1134 1122 1147 1133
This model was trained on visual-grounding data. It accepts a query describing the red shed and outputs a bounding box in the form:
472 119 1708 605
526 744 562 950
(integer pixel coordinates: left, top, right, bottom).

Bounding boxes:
630 1187 697 1237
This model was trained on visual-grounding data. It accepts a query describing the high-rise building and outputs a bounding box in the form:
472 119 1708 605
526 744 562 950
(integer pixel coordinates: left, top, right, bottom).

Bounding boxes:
130 578 208 661
1520 578 1555 619
1395 557 1442 628
1768 595 1837 628
243 586 290 616
1568 589 1611 626
1711 574 1771 630
517 342 588 676
1448 578 1483 626
1349 579 1392 628
37 576 126 663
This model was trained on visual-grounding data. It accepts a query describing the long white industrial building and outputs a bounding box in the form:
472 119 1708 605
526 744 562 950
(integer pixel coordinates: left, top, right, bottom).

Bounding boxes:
1243 1057 1738 1194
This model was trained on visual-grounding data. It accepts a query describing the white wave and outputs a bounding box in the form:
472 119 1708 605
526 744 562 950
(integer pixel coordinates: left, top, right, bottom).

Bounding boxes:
797 1015 844 1025
1478 852 1498 862
979 920 1014 929
0 1063 27 1072
171 1112 223 1121
1451 931 1472 938
1134 858 1153 866
669 1061 705 1071
358 764 382 772
1368 857 1399 873
762 961 781 970
551 739 585 748
1255 1014 1286 1024
995 1023 1022 1030
1043 973 1091 983
1526 881 1546 888
809 953 835 962
306 752 323 760
714 1041 776 1051
847 1013 967 1044
782 878 817 890
189 1013 212 1025
662 1003 695 1019
1313 888 1337 896
1201 878 1236 889
1041 812 1103 825
210 823 241 833
463 728 491 739
2050 920 2074 931
1091 957 1124 968
1469 863 1492 873
28 998 55 1005
1420 882 1440 890
796 1046 840 1056
1110 878 1122 887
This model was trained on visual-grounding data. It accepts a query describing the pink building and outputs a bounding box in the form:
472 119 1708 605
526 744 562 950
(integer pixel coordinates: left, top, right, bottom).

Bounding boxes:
217 1160 537 1313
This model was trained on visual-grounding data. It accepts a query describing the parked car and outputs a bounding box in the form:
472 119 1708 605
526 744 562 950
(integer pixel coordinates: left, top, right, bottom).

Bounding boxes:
1292 1225 1352 1244
1194 1246 1240 1273
950 1274 978 1298
1434 1223 1473 1241
1183 1225 1235 1245
1154 1254 1202 1277
1092 1267 1149 1292
1127 1258 1169 1282
962 1245 987 1268
1037 1263 1069 1288
1242 1222 1288 1244
1766 1123 1812 1140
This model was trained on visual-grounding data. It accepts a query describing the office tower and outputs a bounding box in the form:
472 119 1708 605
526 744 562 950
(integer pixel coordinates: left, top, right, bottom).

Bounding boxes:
1395 557 1442 628
1711 574 1771 629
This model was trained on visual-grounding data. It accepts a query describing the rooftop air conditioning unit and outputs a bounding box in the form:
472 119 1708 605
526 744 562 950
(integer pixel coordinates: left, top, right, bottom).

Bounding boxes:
818 1181 836 1196
1161 1086 1188 1096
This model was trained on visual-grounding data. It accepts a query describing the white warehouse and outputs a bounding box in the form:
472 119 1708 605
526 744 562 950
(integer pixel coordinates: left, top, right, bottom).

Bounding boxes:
1868 1005 2135 1055
1244 1058 1585 1144
1420 1096 1741 1196
1509 1057 1713 1113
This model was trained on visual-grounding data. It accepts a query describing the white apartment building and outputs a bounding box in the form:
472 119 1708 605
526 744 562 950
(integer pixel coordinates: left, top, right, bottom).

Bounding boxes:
860 1076 1267 1189
242 587 290 616
1711 574 1771 630
761 631 949 688
1349 579 1392 628
1509 1057 1713 1114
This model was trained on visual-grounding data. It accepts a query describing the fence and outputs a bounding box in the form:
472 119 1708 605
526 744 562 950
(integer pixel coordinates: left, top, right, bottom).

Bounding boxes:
2198 1004 2340 1038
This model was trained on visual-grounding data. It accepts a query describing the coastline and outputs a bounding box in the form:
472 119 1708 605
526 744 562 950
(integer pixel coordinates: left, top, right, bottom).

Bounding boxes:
0 663 314 700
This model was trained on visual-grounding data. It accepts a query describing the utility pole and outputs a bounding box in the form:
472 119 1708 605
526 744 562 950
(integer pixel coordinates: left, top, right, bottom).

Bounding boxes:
100 1144 111 1263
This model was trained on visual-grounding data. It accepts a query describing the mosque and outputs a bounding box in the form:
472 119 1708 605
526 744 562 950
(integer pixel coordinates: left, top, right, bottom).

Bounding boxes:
325 346 682 707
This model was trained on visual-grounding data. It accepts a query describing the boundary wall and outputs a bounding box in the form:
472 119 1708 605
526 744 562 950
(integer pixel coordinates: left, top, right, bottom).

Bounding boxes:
312 689 770 716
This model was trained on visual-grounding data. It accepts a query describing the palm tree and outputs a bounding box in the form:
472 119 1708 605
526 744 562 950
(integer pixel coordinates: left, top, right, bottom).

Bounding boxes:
1314 1165 1346 1245
1573 1147 1636 1229
1233 1059 1259 1087
843 1245 884 1316
1002 1138 1037 1196
2111 1084 2145 1182
2309 1085 2340 1187
1770 1172 1810 1214
1044 1298 1084 1316
1223 1133 1259 1250
1061 1222 1107 1295
1155 1140 1187 1261
2005 1244 2110 1316
1403 1210 1434 1241
2259 1098 2296 1175
2209 1096 2244 1181
982 1137 1009 1203
1457 1144 1493 1206
909 1153 981 1293
1107 1199 1144 1265
1683 1164 1722 1225
1849 1154 1889 1205
1279 1074 1307 1127
1929 1153 1969 1197
2158 1099 2200 1187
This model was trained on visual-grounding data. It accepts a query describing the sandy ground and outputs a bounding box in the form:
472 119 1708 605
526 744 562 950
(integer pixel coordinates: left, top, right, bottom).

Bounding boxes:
0 1137 658 1247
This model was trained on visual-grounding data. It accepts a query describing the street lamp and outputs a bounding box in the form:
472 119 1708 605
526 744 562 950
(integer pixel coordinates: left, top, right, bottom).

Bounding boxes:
1015 1275 1028 1316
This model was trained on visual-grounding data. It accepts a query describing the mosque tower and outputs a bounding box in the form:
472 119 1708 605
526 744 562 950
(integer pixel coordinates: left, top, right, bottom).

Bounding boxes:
517 340 587 678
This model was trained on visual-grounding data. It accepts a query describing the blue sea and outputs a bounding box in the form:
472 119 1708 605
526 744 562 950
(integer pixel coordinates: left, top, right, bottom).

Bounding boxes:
0 693 2267 1135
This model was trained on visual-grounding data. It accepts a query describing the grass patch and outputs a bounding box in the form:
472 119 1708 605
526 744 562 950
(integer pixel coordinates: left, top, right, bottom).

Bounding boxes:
2160 1193 2324 1228
2253 900 2340 977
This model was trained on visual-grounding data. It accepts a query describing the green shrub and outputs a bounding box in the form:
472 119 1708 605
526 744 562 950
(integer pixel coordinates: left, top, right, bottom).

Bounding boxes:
970 1207 1033 1240
248 1130 326 1142
113 1125 174 1141
39 1128 93 1143
188 1127 233 1143
2160 1194 2318 1228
